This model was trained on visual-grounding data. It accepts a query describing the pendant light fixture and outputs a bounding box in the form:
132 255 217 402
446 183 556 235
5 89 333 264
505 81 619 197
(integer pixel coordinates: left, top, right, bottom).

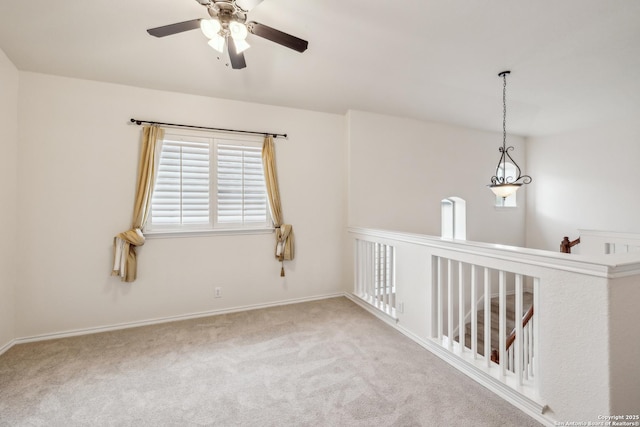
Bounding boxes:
488 71 531 199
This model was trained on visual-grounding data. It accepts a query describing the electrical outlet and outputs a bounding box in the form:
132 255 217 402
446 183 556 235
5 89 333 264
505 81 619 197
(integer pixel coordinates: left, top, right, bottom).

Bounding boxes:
214 287 222 298
398 302 404 313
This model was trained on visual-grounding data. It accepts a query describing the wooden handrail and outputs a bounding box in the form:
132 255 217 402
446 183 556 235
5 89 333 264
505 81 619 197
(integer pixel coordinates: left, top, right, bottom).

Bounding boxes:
491 305 534 364
560 236 581 253
505 305 534 351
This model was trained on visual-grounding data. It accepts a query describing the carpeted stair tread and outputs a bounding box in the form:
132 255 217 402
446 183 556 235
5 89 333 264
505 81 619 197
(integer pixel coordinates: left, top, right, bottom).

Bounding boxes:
456 292 533 355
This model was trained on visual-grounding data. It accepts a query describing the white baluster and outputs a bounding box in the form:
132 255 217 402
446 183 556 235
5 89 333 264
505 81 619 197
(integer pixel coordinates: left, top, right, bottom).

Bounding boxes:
389 246 395 314
354 240 398 318
533 277 540 390
363 241 368 302
447 259 453 351
484 267 491 368
529 321 535 378
387 245 393 314
515 274 523 386
527 321 533 378
437 257 443 342
358 240 364 297
374 243 380 309
499 270 506 377
471 265 477 359
354 240 360 296
385 245 391 314
458 261 465 353
360 240 366 298
378 244 389 314
377 243 383 310
523 322 529 381
367 242 374 304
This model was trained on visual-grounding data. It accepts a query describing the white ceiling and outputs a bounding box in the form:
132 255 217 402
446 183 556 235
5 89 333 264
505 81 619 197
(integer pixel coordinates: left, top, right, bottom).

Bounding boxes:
1 0 639 136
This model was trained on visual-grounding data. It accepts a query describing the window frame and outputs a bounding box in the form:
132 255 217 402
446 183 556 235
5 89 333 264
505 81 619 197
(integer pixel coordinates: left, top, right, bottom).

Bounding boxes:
144 129 273 237
441 197 466 240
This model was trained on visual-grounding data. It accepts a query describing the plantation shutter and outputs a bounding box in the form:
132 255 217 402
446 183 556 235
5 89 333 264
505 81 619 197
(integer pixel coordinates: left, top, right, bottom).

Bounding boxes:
150 140 210 226
216 142 268 225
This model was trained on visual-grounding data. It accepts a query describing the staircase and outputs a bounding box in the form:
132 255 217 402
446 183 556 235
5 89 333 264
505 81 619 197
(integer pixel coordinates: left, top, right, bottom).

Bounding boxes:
456 292 534 357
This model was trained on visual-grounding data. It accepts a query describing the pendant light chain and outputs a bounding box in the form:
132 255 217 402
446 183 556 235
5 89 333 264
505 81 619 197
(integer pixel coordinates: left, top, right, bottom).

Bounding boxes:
503 72 507 149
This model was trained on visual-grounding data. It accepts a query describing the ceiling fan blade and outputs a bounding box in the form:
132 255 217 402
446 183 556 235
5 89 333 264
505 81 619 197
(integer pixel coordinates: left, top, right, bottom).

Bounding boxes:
235 0 264 11
228 39 247 69
147 19 202 38
247 21 308 53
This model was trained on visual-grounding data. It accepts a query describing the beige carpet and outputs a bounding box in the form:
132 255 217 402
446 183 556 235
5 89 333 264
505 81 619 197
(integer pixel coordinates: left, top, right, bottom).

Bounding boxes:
0 297 540 426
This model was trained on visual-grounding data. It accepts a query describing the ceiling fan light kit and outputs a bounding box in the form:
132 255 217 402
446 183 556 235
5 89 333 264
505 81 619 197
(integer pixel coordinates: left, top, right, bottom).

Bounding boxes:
229 21 248 40
147 0 309 70
230 21 251 54
207 36 226 53
201 19 226 52
200 18 221 38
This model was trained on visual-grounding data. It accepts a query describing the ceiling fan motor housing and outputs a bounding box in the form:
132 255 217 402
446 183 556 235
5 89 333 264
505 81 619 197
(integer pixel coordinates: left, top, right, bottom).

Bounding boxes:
208 1 247 27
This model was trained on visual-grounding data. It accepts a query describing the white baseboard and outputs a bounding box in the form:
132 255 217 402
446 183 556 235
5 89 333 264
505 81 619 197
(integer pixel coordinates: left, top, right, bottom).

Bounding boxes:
9 292 346 347
0 339 16 356
344 293 399 327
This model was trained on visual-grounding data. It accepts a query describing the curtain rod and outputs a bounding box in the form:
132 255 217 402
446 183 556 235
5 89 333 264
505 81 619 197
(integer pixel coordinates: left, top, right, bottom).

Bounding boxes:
130 118 287 139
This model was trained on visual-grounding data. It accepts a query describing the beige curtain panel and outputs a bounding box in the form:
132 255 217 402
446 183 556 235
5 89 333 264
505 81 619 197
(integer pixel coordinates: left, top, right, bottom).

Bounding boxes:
112 125 164 282
262 135 294 276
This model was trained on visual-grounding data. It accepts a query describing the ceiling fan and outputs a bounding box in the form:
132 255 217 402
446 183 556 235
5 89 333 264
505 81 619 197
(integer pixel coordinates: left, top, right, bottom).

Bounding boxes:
146 0 309 69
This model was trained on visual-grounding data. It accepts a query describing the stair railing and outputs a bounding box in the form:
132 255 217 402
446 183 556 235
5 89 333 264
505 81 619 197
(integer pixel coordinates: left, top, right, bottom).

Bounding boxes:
354 238 397 318
560 236 581 253
492 305 535 378
506 305 534 351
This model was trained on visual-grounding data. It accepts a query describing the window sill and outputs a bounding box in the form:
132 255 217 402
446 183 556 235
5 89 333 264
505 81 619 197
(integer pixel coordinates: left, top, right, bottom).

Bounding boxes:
144 227 274 239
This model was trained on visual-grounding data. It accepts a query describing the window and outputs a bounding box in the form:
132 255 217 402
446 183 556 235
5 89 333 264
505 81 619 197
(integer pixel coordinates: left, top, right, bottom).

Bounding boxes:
441 197 466 240
495 162 517 207
146 132 272 234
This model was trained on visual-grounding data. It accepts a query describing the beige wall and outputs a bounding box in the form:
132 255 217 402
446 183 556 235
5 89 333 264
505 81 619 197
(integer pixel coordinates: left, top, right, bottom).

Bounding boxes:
15 72 347 338
0 48 18 351
12 67 638 346
9 72 532 341
347 110 527 246
525 117 640 251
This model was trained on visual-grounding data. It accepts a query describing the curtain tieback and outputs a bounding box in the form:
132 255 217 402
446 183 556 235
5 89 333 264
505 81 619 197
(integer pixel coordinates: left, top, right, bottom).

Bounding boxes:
117 228 146 247
275 227 285 259
275 224 293 261
275 224 294 277
112 228 146 282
